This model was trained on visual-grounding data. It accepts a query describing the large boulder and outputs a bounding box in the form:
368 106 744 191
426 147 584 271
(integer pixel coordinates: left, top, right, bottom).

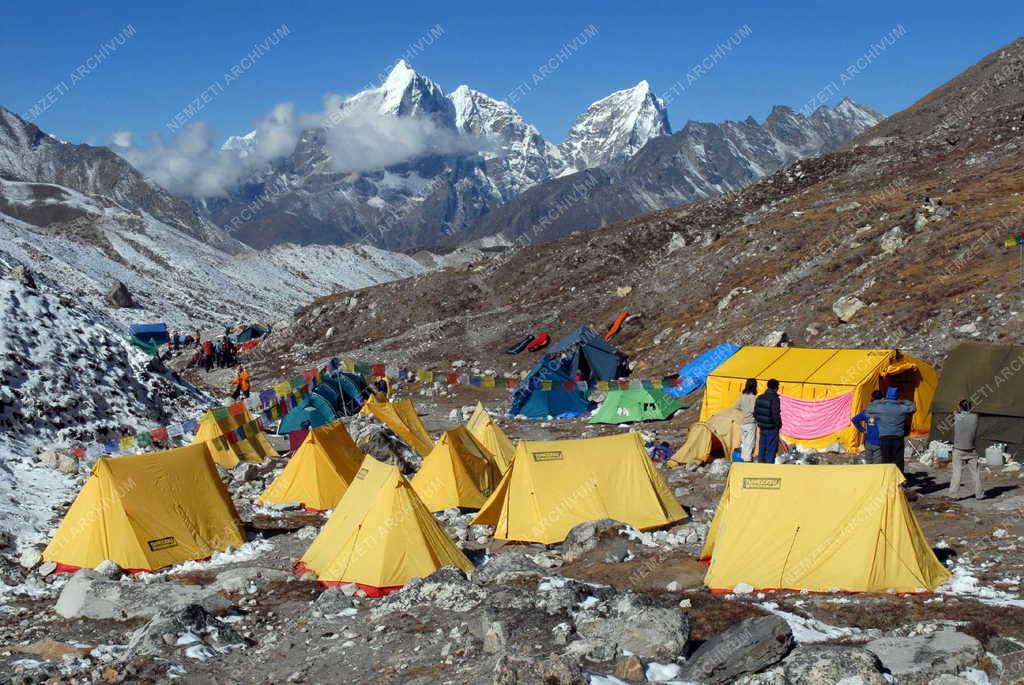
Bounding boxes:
561 519 626 563
371 566 485 619
573 591 689 661
678 615 793 684
832 295 866 323
349 416 422 474
864 629 983 685
55 570 229 620
104 280 135 308
209 566 291 594
472 552 546 586
8 264 37 290
778 645 887 684
493 653 585 685
127 604 248 658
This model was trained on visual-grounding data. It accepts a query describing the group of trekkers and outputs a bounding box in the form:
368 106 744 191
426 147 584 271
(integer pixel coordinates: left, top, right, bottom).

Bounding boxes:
185 336 239 372
731 378 983 500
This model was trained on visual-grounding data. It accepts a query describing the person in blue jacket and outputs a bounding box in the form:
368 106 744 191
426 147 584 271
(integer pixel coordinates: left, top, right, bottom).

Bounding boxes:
851 390 883 464
864 386 916 474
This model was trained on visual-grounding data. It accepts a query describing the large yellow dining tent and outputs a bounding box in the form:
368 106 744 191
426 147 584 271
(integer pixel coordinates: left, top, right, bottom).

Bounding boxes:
472 432 686 544
700 463 950 593
43 443 245 572
700 347 937 451
298 456 473 596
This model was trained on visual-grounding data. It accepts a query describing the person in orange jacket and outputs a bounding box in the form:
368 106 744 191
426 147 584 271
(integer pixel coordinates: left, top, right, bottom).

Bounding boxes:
232 365 251 400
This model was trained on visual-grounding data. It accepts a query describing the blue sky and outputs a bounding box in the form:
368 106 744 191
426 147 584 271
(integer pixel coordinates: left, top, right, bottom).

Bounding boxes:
1 0 1021 145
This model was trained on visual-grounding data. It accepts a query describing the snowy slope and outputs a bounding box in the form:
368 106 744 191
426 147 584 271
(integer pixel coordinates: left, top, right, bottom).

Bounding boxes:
0 178 428 330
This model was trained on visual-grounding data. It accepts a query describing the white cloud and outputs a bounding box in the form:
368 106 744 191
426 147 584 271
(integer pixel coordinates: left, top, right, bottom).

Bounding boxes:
108 93 491 198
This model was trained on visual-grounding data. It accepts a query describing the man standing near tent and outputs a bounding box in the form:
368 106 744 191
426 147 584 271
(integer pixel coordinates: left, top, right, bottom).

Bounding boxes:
733 378 758 461
948 399 983 500
866 387 916 474
754 379 783 463
851 390 884 464
232 365 251 400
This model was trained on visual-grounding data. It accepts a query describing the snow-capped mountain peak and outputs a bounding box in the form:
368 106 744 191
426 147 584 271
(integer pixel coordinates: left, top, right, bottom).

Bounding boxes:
559 79 671 172
352 59 455 126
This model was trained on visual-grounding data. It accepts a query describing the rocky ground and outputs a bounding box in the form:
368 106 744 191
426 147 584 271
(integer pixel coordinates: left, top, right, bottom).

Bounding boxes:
3 384 1024 684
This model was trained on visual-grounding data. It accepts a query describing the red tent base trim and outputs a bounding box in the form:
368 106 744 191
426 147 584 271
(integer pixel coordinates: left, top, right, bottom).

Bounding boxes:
291 561 403 597
707 586 935 597
49 560 207 575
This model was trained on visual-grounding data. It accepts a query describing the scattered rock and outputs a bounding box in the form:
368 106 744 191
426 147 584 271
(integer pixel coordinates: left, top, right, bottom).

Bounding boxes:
836 201 862 213
761 331 789 347
473 552 546 585
210 566 291 594
708 459 731 479
310 586 354 618
561 519 627 563
679 615 793 683
832 295 866 323
37 561 57 577
128 604 248 658
773 645 888 684
8 264 37 290
864 629 983 685
879 226 906 254
573 591 689 661
483 620 509 653
493 653 585 685
614 654 646 682
55 569 229 621
372 566 485 619
94 559 123 580
18 547 42 569
105 280 135 308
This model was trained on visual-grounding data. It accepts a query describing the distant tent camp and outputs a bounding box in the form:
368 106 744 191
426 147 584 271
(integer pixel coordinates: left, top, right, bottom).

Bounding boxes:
547 325 629 381
473 433 686 544
701 463 950 593
930 342 1024 459
298 456 474 595
411 427 503 511
259 421 364 511
509 354 593 419
236 324 268 343
277 372 368 435
466 402 515 472
193 407 278 468
668 408 743 466
665 343 740 398
701 347 937 451
589 387 685 424
128 323 170 346
43 443 244 572
360 397 434 457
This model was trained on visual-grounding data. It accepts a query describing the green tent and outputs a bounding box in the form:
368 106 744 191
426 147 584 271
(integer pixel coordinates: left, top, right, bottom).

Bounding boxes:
930 342 1024 459
588 387 686 424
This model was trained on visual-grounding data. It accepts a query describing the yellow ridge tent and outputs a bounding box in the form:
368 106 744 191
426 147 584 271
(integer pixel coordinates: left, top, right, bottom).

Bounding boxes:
701 463 950 593
193 408 278 468
466 402 515 472
701 347 937 451
411 426 503 511
258 421 364 511
472 432 686 544
43 443 244 572
360 397 434 457
669 408 744 466
299 456 473 595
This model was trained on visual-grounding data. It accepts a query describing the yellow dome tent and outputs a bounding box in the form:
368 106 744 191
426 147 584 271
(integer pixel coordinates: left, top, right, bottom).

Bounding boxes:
411 426 503 511
43 443 244 572
360 397 434 457
298 456 473 596
701 347 937 451
701 463 951 593
465 402 515 472
472 432 686 544
668 408 744 466
258 421 364 511
192 407 278 468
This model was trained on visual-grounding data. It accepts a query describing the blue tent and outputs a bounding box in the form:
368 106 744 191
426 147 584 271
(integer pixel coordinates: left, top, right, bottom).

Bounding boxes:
510 355 594 419
547 326 629 381
128 323 169 346
664 343 740 398
278 393 336 434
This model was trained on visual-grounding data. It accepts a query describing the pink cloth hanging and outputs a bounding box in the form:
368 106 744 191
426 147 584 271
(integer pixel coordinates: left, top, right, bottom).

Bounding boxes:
779 391 854 439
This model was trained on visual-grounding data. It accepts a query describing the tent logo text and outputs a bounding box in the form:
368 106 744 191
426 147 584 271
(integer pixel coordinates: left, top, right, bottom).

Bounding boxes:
147 536 178 551
742 477 782 490
356 467 369 480
532 451 564 462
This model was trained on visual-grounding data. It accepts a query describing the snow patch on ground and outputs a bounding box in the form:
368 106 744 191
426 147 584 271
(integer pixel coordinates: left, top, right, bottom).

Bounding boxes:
759 601 870 643
940 557 1024 607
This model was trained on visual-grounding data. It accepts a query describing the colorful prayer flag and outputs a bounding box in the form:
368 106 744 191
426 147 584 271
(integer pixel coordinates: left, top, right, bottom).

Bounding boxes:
73 446 86 460
274 381 291 397
399 368 410 380
228 401 246 416
506 378 519 389
104 440 119 454
181 419 198 435
343 358 356 372
166 423 184 438
446 372 459 385
417 370 434 383
371 363 385 377
290 376 305 391
482 376 496 388
597 381 609 391
213 406 230 420
119 435 137 451
540 380 553 391
136 432 152 447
